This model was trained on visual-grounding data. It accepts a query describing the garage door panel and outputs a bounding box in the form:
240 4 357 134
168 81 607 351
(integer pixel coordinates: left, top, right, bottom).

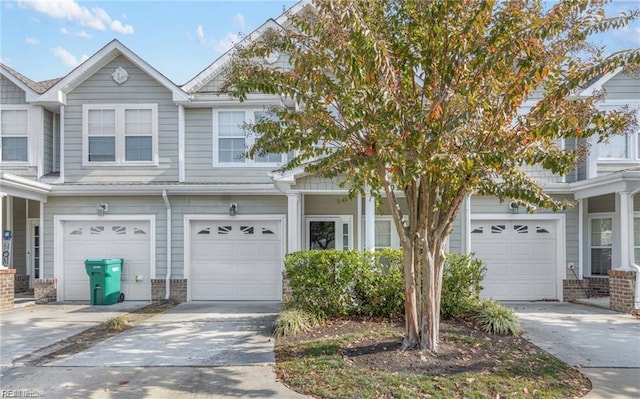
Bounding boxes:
63 220 151 301
190 219 282 301
471 219 558 301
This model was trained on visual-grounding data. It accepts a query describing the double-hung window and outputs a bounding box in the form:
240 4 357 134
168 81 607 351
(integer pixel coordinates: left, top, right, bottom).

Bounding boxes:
597 107 640 162
83 104 157 165
0 108 29 163
215 109 284 166
362 217 402 249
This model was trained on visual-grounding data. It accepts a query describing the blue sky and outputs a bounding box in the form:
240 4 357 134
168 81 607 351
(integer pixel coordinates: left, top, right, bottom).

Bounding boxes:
1 0 639 86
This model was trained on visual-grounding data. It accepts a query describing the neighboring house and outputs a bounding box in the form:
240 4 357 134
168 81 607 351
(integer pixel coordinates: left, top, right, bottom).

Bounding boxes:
1 7 638 305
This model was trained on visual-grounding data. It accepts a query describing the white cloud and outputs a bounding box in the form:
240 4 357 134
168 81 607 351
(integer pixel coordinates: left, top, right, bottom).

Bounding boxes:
75 30 91 39
60 27 69 34
18 0 133 35
233 13 246 31
111 20 133 35
52 46 88 68
25 37 40 45
196 25 206 45
195 25 240 54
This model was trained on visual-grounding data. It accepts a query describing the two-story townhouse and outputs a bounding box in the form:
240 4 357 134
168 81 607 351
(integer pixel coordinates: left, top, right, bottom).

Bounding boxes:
1 3 638 308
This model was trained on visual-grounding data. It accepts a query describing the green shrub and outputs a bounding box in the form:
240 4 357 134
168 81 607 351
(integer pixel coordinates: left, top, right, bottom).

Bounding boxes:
353 249 404 318
473 299 522 335
441 253 486 317
285 250 363 318
273 309 321 338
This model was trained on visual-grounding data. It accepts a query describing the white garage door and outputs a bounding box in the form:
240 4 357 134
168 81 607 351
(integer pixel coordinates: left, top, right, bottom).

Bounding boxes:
470 220 558 301
190 219 282 300
62 220 152 301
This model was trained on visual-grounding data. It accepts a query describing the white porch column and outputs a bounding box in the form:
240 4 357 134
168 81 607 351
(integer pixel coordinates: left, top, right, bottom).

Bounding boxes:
365 190 375 251
615 191 631 270
287 192 302 253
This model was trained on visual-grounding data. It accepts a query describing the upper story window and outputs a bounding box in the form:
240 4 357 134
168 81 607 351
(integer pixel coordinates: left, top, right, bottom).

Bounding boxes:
597 108 639 162
83 104 157 166
214 109 285 166
0 108 29 163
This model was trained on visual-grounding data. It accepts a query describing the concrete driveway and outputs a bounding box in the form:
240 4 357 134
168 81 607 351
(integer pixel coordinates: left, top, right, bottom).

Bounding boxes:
49 302 278 367
510 302 640 399
1 301 309 398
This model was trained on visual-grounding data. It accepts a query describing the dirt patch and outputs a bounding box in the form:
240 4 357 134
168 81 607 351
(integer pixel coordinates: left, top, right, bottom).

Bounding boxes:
16 301 177 366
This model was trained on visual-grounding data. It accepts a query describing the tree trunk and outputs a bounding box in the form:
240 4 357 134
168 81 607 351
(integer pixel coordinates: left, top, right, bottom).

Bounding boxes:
401 242 420 349
421 248 440 352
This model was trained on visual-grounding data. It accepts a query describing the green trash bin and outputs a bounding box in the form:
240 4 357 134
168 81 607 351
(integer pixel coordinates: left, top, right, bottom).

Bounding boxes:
84 258 124 305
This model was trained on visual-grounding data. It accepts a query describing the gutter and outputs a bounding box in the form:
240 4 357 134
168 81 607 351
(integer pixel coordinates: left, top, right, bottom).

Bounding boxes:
162 190 172 301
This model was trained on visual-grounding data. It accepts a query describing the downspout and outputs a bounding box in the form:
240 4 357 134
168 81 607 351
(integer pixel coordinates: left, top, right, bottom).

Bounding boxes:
629 188 640 310
162 190 172 300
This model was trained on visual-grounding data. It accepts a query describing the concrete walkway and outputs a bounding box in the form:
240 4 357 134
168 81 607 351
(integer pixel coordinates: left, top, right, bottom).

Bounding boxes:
0 301 146 367
510 302 640 399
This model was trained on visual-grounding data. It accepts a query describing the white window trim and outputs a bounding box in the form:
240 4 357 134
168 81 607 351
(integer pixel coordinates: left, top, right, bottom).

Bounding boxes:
82 104 158 166
0 105 33 166
305 215 353 250
212 108 286 167
587 212 614 277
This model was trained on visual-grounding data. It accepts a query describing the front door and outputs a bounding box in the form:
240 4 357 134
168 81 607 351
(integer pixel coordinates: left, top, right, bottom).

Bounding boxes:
27 219 40 289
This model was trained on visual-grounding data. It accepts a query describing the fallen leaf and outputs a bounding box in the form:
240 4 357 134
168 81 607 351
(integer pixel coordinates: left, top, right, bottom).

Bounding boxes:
119 380 129 385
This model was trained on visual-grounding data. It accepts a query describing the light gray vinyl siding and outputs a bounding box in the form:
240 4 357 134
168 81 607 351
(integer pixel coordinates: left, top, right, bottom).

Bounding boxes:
63 55 178 183
448 213 462 254
42 196 168 279
12 198 27 275
0 76 26 104
183 107 276 183
43 109 54 175
601 73 640 100
587 194 615 213
293 175 347 191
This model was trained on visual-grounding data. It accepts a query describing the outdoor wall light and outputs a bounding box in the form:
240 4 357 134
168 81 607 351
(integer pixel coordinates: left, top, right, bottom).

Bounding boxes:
97 203 108 216
509 202 519 214
229 203 238 216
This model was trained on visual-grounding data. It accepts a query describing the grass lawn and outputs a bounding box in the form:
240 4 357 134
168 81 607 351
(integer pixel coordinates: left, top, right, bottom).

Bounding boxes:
275 318 590 399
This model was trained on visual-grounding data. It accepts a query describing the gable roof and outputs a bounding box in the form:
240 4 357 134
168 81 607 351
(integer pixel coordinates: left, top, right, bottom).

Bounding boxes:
182 0 310 94
1 63 62 102
37 39 189 104
579 67 624 96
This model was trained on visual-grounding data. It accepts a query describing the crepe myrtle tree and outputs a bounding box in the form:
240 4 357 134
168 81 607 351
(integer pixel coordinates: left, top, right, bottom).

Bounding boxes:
223 0 640 352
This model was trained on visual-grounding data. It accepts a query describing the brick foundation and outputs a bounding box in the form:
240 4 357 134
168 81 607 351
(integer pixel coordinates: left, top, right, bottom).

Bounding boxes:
282 271 292 304
563 277 611 302
584 277 610 297
0 268 16 310
608 270 637 314
14 274 30 293
151 279 187 302
34 279 57 303
563 279 589 302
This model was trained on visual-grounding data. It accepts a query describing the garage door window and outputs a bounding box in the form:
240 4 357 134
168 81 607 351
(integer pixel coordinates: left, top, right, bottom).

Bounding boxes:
590 217 612 276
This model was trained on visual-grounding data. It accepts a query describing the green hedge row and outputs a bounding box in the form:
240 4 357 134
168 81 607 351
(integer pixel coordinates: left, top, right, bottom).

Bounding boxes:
284 249 486 319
